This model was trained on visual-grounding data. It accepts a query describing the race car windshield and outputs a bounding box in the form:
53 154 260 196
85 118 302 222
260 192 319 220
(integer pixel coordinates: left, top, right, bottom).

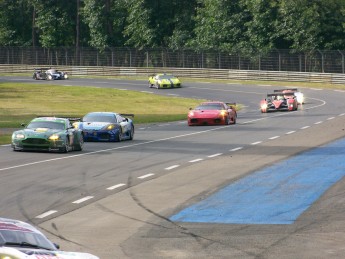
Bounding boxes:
26 121 66 130
83 115 117 123
0 229 56 250
158 75 174 79
195 104 223 110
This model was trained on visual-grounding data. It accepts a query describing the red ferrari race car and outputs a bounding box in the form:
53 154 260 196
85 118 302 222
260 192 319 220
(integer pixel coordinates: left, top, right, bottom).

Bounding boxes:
274 88 305 104
188 101 237 126
260 92 298 113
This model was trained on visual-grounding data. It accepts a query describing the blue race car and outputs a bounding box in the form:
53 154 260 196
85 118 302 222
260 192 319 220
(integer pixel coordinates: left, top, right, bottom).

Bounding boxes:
76 112 134 142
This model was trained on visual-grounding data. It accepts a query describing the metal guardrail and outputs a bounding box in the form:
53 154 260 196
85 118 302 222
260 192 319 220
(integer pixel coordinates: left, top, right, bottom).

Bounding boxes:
1 64 345 84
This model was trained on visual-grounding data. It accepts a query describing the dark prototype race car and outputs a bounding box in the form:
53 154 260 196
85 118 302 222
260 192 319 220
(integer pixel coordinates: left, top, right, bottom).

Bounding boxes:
260 92 298 113
33 68 68 80
11 117 83 152
75 112 135 142
188 101 237 126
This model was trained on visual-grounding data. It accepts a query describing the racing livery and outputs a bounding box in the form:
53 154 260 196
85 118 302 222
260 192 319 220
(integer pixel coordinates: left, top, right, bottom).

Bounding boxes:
33 68 68 80
0 217 99 259
75 112 134 142
274 88 305 104
11 117 83 152
260 92 298 113
148 73 181 89
188 101 237 126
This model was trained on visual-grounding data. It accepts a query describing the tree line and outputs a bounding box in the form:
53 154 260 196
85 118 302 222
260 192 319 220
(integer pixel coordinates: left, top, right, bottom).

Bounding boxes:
1 0 345 56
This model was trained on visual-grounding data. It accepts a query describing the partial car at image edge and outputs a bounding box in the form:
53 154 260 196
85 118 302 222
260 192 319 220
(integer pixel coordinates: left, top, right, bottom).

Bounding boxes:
0 217 99 259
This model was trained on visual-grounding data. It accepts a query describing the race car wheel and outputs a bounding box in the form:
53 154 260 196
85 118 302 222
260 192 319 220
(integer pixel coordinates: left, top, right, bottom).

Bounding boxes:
73 136 84 151
129 126 134 140
115 129 122 142
60 137 71 153
232 115 237 124
225 117 230 125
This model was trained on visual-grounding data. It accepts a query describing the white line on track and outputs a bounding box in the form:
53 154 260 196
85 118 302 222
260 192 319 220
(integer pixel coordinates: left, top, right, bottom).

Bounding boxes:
339 113 345 116
189 158 203 163
315 121 323 124
286 131 296 135
251 141 262 145
165 165 180 170
138 173 154 179
327 117 335 120
107 183 126 190
230 147 243 151
0 97 328 172
35 210 57 219
72 196 94 204
269 136 280 140
301 126 310 130
208 153 223 158
140 91 153 94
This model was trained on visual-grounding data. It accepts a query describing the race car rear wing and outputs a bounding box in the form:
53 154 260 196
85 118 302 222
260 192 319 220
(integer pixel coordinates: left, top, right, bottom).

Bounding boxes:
267 92 295 97
120 113 135 117
274 88 298 92
37 116 81 121
226 103 237 109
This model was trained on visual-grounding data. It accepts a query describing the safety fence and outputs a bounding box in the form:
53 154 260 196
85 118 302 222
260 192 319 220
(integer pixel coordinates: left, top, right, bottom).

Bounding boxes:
0 47 345 74
1 64 345 84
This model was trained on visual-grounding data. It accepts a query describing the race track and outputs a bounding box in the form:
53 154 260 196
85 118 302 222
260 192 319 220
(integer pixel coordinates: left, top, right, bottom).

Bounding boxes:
1 76 345 258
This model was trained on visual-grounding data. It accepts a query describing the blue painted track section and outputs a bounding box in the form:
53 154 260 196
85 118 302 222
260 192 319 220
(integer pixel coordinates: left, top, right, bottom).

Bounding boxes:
170 138 345 224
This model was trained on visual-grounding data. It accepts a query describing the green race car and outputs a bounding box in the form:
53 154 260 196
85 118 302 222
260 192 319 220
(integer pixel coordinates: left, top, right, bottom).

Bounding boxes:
11 117 84 153
148 73 181 89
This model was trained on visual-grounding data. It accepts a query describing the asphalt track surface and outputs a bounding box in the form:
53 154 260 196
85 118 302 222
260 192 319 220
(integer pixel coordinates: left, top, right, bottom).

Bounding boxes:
1 76 345 258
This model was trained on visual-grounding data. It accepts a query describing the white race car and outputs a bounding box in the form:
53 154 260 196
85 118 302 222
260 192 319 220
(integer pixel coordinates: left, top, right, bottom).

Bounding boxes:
0 217 99 259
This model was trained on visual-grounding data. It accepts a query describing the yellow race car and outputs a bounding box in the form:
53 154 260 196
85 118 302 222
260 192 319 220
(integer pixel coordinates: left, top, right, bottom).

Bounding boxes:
148 73 181 89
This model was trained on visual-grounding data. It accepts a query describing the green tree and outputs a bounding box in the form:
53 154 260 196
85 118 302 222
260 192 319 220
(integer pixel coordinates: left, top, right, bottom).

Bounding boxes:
241 0 281 55
189 0 249 52
0 0 33 46
33 0 77 47
124 0 154 48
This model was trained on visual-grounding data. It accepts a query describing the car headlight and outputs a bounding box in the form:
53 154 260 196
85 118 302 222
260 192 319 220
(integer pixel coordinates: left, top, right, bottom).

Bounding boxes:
49 134 60 140
297 95 304 103
13 133 25 139
188 111 194 117
219 110 227 116
261 103 268 109
103 124 116 130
